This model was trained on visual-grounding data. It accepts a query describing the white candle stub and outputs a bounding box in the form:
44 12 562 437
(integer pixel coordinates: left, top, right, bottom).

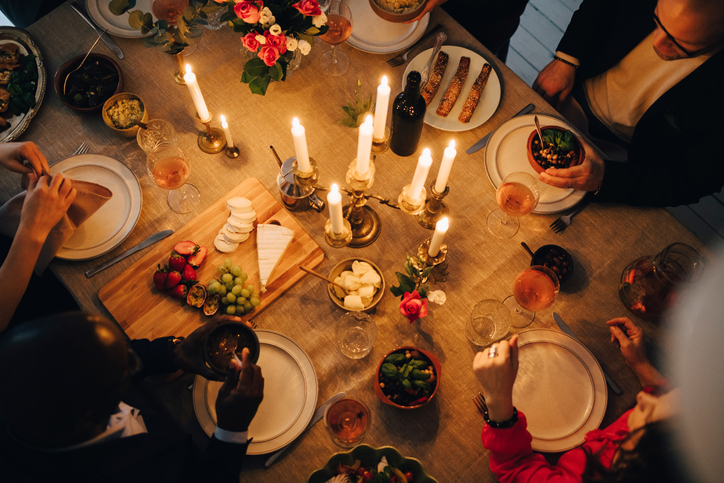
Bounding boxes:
183 64 210 122
435 139 457 193
356 115 374 175
327 183 344 234
409 148 433 201
220 115 234 148
373 76 391 139
291 117 311 172
428 216 449 257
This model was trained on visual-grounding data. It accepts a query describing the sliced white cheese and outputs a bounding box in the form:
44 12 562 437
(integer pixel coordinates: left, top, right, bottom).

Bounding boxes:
343 275 363 292
214 233 239 253
359 269 382 288
227 197 253 212
352 260 373 276
343 295 365 310
226 217 255 233
220 227 250 244
229 210 257 224
256 224 294 292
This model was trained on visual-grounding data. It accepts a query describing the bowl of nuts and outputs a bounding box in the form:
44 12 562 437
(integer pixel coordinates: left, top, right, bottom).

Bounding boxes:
527 126 583 174
102 92 148 137
530 244 574 283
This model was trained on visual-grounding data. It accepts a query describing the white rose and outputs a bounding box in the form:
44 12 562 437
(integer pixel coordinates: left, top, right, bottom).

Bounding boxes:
286 36 298 52
259 7 275 26
269 23 283 36
298 39 311 55
426 290 446 305
312 12 327 28
255 34 266 45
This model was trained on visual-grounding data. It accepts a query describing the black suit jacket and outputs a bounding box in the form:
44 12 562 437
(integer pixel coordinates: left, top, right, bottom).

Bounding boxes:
558 0 724 206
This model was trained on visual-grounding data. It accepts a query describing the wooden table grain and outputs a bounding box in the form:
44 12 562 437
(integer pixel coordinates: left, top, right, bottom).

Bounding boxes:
0 2 708 480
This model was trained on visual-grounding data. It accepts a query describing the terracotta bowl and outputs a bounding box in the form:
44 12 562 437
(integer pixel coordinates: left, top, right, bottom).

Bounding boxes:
374 346 441 409
368 0 427 23
327 258 385 312
54 53 123 113
526 125 584 174
202 322 260 377
102 92 149 137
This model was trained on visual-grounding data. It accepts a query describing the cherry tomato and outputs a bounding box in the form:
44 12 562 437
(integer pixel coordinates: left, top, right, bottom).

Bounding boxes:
362 471 374 482
356 467 367 476
404 471 414 481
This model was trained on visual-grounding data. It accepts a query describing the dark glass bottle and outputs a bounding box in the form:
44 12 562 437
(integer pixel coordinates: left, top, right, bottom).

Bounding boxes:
390 71 426 157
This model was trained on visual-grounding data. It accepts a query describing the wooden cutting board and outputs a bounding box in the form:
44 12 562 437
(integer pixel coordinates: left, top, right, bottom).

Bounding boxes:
99 178 324 340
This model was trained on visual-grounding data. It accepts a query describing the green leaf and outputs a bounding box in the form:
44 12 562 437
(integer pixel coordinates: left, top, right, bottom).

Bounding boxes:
411 369 431 380
422 266 433 279
418 285 428 299
402 364 413 378
380 363 399 379
402 379 413 390
409 360 426 368
269 62 284 81
108 0 133 16
297 32 314 44
389 285 405 298
305 26 321 35
240 71 254 83
338 118 359 128
394 272 415 293
249 75 271 95
412 380 431 391
384 354 407 364
128 10 146 29
244 57 268 77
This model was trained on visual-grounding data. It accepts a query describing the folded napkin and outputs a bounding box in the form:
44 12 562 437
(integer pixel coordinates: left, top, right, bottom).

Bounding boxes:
0 180 112 274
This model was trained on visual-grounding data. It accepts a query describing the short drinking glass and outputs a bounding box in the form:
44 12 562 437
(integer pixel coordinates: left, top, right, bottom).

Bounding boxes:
336 312 377 359
324 398 370 448
137 119 177 153
467 299 511 347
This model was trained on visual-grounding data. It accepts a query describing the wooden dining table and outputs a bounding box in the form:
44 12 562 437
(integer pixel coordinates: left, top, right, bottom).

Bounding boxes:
0 1 710 480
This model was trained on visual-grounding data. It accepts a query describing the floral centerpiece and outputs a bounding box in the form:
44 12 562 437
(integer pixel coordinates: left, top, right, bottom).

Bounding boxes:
220 0 328 94
391 255 446 323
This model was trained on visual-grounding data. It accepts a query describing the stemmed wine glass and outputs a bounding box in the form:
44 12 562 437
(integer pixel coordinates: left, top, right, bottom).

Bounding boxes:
319 0 353 76
504 265 560 328
487 171 540 238
147 144 200 213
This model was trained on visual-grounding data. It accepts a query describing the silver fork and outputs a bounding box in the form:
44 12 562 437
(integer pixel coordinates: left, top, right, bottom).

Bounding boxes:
549 193 596 233
73 141 89 156
473 392 488 416
386 24 444 67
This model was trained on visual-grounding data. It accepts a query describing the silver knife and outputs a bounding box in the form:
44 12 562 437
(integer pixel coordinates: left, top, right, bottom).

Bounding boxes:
553 313 623 395
466 103 535 154
71 2 124 60
85 229 174 277
264 392 345 467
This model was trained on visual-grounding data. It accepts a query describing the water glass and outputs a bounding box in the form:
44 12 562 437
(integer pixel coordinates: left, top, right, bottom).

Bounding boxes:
466 300 511 347
137 119 177 153
336 312 376 359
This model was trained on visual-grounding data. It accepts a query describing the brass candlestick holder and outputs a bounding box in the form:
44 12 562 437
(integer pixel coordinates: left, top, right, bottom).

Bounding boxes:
371 127 390 155
225 145 240 158
398 183 427 215
172 51 186 85
198 116 226 154
324 218 353 247
343 158 380 248
416 181 450 229
292 157 319 188
417 238 448 267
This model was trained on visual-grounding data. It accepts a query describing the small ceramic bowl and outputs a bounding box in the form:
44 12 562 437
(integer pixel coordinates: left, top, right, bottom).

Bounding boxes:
54 53 123 112
327 258 385 312
368 0 427 23
527 125 583 174
374 346 441 409
202 322 260 377
102 92 149 137
531 244 574 283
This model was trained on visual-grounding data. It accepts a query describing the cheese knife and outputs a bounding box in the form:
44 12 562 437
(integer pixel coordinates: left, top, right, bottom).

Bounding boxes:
85 229 173 278
553 312 623 395
71 2 124 60
465 103 535 154
264 392 345 467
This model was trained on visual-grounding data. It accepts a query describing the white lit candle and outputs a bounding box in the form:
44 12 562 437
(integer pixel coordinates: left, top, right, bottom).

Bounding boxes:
356 115 374 175
328 183 344 234
291 117 311 172
183 64 210 122
434 140 457 192
409 148 433 201
428 217 449 257
373 76 391 139
220 115 234 148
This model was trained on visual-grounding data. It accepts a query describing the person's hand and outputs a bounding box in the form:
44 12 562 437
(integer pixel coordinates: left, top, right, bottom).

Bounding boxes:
19 173 76 244
472 335 519 422
215 347 264 432
405 0 447 23
607 317 647 368
533 59 577 109
172 315 254 381
538 139 605 192
0 142 50 177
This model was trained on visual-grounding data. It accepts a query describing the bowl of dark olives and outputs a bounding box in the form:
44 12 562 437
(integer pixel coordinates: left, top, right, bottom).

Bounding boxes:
54 54 123 112
530 244 574 283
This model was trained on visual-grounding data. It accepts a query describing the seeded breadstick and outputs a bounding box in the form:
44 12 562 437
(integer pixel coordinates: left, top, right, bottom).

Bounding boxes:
421 51 449 105
436 56 470 117
458 63 491 123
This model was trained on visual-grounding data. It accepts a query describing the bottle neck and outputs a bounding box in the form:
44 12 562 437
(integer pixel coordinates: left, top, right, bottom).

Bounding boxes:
402 81 421 103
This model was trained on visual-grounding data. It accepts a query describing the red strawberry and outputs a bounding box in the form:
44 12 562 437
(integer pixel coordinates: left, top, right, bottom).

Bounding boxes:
187 246 207 268
169 252 186 272
173 240 198 256
181 264 197 284
153 264 168 291
165 270 182 289
169 283 189 300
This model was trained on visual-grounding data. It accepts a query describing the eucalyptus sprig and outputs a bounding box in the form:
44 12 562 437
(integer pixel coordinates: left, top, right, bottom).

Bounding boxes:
339 80 374 128
390 255 432 300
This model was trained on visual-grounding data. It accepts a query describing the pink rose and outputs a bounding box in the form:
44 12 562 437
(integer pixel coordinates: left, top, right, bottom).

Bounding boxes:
292 0 321 17
234 0 263 23
258 45 280 66
400 290 428 323
264 31 287 54
241 32 261 52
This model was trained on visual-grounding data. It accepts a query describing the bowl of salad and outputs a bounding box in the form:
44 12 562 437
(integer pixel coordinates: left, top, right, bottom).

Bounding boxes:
307 444 439 483
374 346 441 409
527 126 583 174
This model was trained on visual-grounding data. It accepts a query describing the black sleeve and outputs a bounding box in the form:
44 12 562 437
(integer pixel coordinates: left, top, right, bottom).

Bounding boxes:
201 436 248 483
556 0 612 61
129 337 177 378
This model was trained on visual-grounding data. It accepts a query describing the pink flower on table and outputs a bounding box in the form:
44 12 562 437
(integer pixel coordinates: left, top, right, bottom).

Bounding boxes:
264 30 287 54
234 0 263 23
241 32 261 52
258 45 280 66
400 290 428 323
292 0 321 17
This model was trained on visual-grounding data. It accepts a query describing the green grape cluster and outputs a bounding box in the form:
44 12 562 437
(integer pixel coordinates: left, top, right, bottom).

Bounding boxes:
208 258 261 316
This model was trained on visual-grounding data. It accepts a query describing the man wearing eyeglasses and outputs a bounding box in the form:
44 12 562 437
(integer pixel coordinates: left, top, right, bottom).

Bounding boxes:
532 0 724 207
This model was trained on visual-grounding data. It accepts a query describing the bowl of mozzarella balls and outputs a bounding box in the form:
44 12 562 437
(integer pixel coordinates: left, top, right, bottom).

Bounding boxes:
327 259 385 312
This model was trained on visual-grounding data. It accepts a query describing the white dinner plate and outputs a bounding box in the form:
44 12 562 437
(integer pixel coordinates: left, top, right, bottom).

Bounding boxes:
403 46 501 132
0 28 47 143
86 0 155 38
513 329 607 452
345 0 430 53
49 154 142 260
484 114 587 214
193 330 319 455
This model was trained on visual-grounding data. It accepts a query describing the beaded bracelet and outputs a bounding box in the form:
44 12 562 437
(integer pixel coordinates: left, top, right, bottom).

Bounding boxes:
554 56 579 69
484 407 519 429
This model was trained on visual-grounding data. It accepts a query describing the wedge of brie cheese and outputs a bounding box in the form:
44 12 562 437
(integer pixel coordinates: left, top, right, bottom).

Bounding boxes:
256 224 294 292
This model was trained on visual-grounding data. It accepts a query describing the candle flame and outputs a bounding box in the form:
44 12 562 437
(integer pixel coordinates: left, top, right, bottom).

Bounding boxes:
365 114 373 125
437 217 449 230
331 183 339 194
449 140 456 149
185 64 192 74
381 75 388 86
220 115 226 123
292 117 300 127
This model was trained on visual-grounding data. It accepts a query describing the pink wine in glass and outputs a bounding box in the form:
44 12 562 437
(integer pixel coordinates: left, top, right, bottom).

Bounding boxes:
325 398 370 447
496 181 537 216
320 14 352 45
513 267 558 312
152 156 190 190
